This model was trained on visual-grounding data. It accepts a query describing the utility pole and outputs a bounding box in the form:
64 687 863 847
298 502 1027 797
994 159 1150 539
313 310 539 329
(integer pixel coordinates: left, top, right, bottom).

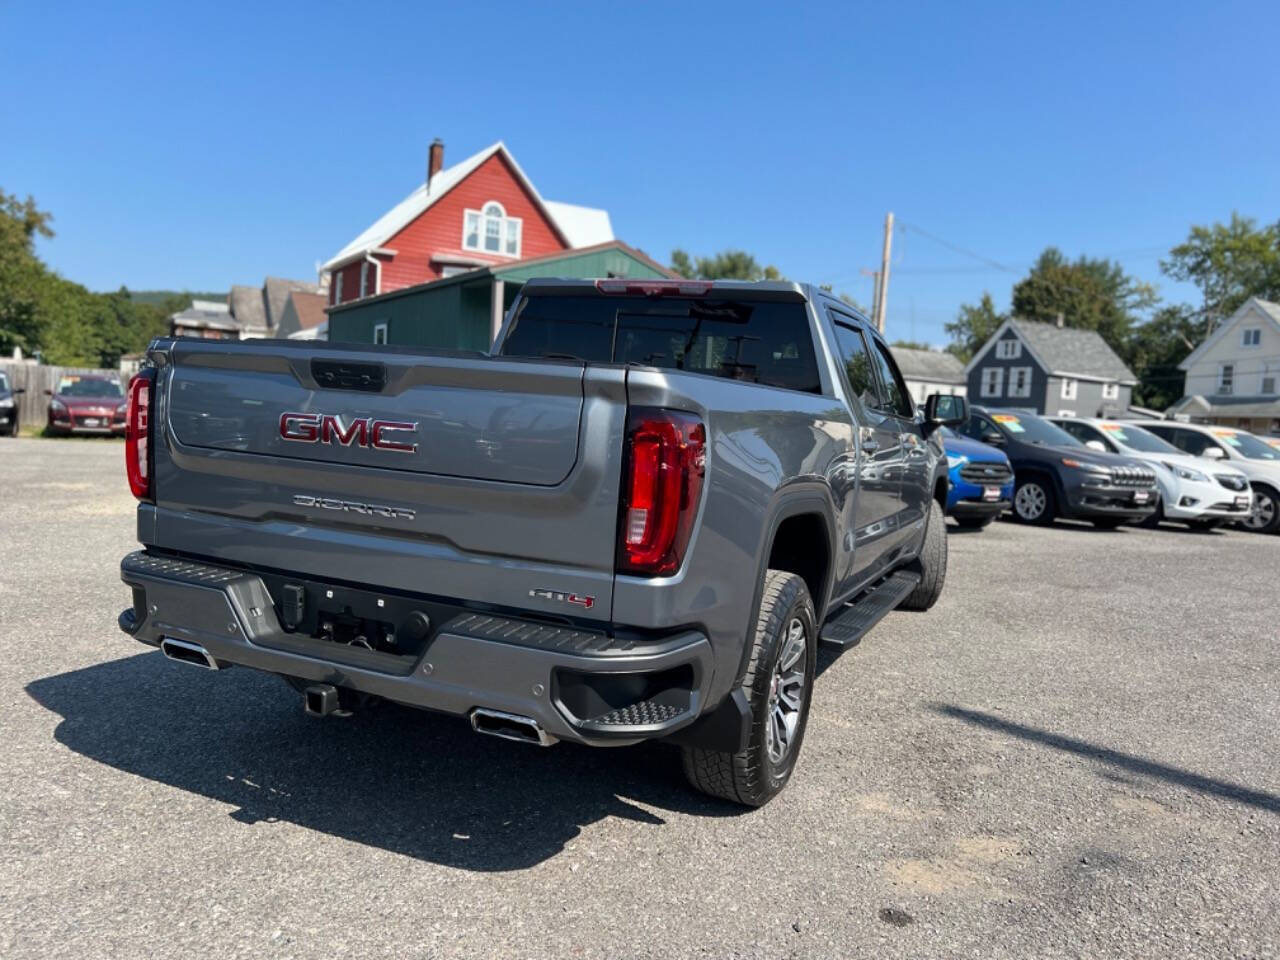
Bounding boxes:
875 211 894 334
860 267 879 322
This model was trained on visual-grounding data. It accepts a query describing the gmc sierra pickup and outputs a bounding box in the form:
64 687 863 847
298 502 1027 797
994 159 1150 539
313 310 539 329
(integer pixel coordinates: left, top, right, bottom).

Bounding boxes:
118 279 967 806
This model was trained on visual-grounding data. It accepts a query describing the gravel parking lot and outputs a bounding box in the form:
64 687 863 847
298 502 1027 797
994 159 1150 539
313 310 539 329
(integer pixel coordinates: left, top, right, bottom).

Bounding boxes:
2 438 1277 959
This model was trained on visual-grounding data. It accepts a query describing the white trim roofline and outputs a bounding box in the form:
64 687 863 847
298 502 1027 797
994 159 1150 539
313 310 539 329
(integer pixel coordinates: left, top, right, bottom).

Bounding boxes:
964 317 1135 383
1177 297 1280 371
962 318 1053 376
321 141 612 271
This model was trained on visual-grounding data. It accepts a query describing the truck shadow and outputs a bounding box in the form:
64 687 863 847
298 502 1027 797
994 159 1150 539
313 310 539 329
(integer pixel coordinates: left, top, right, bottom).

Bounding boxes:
931 703 1280 814
25 652 746 872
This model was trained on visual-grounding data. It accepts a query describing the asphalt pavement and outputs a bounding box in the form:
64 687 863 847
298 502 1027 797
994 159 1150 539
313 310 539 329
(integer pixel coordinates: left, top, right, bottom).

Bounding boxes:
1 437 1277 959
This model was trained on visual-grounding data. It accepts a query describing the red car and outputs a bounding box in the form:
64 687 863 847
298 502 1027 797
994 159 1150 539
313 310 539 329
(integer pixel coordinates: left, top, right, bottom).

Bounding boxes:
46 375 128 436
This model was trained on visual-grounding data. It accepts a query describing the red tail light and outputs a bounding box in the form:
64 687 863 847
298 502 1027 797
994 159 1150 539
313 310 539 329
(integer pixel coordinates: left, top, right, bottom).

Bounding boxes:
125 371 154 500
618 409 706 576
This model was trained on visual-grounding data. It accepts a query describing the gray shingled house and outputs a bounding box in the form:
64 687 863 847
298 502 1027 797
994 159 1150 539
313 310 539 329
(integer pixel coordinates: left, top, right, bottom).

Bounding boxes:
889 345 967 407
170 276 324 339
964 318 1136 417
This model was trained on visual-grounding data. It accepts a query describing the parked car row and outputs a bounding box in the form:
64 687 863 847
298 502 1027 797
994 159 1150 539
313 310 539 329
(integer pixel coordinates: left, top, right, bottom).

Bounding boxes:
0 371 24 437
0 373 129 439
938 407 1279 535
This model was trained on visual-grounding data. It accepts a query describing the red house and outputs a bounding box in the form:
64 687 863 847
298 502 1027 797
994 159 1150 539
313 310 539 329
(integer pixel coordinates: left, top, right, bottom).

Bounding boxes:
323 139 614 306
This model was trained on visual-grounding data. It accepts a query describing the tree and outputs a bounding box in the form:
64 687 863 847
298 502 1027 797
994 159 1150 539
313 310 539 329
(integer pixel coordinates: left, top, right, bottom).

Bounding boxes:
944 292 1004 362
669 248 783 281
0 189 176 366
1010 248 1157 350
1127 304 1208 410
0 189 56 354
1160 213 1280 332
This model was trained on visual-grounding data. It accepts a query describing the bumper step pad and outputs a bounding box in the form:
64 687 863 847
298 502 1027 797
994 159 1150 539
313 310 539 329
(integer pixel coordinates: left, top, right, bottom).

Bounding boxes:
820 570 921 649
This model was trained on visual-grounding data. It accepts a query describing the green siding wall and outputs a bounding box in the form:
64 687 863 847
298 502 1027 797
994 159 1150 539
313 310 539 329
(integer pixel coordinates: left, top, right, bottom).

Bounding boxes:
327 247 668 350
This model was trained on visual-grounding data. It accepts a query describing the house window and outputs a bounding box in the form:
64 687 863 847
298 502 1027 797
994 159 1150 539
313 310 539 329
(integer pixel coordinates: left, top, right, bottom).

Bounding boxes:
1263 375 1277 395
463 202 522 258
334 272 343 305
980 367 1004 398
995 339 1022 360
373 322 388 345
1219 363 1234 395
359 261 369 298
1242 328 1261 347
1060 378 1078 400
1102 382 1119 400
1008 366 1032 398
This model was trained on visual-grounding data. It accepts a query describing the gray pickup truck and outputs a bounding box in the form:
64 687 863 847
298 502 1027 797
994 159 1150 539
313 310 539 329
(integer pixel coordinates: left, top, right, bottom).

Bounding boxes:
118 279 967 806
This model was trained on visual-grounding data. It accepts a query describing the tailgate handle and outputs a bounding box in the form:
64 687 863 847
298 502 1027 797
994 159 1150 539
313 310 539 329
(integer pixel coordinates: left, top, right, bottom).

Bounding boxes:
311 359 386 393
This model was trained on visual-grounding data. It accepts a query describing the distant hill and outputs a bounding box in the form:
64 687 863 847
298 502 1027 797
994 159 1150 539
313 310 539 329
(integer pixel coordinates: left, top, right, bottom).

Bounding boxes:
123 290 226 306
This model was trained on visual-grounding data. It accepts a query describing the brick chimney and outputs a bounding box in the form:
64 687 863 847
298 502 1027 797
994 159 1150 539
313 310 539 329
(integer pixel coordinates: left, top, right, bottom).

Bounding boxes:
427 139 445 190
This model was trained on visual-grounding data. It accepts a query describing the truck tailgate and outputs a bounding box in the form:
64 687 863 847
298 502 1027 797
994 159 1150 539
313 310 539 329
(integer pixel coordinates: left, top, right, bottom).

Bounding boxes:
146 340 625 620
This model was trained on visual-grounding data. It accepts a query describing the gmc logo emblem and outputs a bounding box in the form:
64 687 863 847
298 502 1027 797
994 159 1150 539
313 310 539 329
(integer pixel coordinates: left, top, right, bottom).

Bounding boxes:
279 412 418 453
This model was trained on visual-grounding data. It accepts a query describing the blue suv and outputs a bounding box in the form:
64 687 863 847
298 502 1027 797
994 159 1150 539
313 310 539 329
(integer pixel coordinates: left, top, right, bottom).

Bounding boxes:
941 426 1014 529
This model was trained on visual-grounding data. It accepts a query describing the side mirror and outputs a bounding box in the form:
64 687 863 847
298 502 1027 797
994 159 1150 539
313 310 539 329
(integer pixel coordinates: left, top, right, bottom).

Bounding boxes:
1085 440 1108 453
981 431 1005 446
1201 446 1226 460
924 393 968 426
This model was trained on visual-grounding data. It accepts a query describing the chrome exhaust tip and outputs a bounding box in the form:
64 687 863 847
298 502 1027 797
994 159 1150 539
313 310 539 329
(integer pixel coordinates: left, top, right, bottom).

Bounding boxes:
470 708 557 747
159 637 224 670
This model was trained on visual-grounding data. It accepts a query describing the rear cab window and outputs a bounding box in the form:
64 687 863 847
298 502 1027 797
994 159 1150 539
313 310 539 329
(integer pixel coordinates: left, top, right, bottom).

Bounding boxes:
501 294 821 393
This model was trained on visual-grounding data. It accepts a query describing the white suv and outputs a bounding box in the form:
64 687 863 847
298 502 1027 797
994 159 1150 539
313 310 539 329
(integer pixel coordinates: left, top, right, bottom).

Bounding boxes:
1048 417 1253 531
1124 421 1280 535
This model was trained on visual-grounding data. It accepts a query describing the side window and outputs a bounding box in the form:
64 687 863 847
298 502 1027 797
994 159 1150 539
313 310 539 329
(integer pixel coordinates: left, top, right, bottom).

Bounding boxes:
962 414 997 442
1076 423 1114 451
1177 431 1224 457
868 338 916 419
373 322 388 345
830 321 878 408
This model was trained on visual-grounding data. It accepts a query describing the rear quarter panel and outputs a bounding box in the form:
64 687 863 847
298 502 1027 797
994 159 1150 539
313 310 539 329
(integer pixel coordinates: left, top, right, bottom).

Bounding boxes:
613 368 852 704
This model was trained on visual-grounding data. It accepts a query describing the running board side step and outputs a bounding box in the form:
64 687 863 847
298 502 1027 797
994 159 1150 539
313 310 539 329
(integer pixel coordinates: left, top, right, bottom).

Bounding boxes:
819 570 921 649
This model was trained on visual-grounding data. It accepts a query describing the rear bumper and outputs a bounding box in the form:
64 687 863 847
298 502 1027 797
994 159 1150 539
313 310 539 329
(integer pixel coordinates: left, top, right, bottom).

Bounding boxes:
118 551 714 747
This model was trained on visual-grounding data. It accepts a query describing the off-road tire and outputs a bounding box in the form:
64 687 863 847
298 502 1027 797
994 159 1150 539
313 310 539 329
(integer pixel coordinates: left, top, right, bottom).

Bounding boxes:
900 498 948 611
681 570 816 807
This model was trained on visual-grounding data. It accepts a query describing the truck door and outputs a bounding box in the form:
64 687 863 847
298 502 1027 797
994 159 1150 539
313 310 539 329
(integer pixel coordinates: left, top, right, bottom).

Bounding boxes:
866 335 932 531
827 313 908 592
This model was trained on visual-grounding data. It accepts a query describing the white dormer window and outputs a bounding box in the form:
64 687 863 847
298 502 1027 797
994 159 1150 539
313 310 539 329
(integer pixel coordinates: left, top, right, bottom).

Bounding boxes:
463 202 522 258
1060 378 1078 400
1102 382 1119 400
1242 328 1261 347
995 339 1022 359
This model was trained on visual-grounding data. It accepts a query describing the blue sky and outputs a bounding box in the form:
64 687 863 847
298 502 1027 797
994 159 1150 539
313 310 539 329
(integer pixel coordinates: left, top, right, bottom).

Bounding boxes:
3 0 1277 345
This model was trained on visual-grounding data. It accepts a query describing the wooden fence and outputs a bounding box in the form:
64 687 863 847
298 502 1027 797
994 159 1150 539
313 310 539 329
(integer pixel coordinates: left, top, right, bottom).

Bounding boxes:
0 361 125 431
